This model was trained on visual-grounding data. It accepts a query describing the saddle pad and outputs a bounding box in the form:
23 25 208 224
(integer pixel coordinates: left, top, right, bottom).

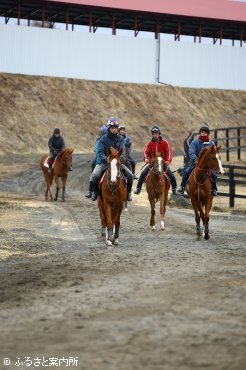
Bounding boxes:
43 156 57 169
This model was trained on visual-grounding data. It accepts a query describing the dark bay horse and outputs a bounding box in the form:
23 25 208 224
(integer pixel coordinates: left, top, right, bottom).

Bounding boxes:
40 148 73 201
187 146 224 240
97 147 127 246
145 153 170 231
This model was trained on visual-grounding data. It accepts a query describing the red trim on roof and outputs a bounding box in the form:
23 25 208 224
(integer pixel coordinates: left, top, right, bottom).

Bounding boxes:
46 0 246 22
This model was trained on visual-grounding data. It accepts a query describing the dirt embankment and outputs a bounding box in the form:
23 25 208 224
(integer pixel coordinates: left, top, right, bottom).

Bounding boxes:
0 73 246 155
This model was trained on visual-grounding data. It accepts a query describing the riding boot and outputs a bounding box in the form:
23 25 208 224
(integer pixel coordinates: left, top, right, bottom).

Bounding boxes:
134 173 145 194
91 182 99 201
211 182 218 197
126 182 133 202
85 181 93 199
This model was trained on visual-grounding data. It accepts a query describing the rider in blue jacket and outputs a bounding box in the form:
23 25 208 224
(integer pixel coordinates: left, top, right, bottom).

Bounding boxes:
177 125 218 196
91 125 108 171
85 119 135 201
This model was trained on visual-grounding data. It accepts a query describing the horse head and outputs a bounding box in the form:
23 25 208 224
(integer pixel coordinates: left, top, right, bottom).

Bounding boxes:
150 152 163 177
60 148 74 171
107 147 121 184
198 146 224 174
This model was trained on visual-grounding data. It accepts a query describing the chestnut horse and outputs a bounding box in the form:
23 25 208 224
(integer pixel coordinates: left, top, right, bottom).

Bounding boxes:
40 148 73 201
97 147 127 246
187 146 224 240
146 153 170 231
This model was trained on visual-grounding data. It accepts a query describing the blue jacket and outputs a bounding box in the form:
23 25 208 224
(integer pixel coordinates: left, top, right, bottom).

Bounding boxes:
189 138 215 162
96 133 124 164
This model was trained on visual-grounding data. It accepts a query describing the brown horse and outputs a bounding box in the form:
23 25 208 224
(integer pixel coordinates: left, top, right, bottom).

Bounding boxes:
187 146 224 240
40 148 73 201
97 147 127 246
145 153 170 231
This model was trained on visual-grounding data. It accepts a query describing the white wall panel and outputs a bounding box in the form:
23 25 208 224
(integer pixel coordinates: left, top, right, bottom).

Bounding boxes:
0 24 246 90
159 40 246 90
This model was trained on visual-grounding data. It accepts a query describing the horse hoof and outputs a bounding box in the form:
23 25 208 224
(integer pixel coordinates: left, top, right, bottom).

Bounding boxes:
152 226 156 231
160 221 165 230
124 208 128 212
204 234 210 240
113 239 118 245
106 240 112 246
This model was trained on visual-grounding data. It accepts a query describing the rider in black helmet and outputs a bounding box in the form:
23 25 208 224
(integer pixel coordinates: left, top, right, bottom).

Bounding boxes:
177 124 218 196
48 128 65 173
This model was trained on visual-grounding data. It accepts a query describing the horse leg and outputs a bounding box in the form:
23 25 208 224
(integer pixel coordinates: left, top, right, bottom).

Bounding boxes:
149 197 156 230
191 197 202 238
159 193 165 231
203 203 210 240
61 173 67 201
97 195 107 238
54 176 59 201
124 200 128 212
113 206 123 245
45 173 53 201
104 204 114 246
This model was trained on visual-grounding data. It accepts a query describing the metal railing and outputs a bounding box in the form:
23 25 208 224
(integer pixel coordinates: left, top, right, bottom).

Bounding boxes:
184 126 246 164
217 164 246 208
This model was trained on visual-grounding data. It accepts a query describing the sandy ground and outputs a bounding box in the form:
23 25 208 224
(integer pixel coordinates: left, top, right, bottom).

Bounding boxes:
0 154 246 370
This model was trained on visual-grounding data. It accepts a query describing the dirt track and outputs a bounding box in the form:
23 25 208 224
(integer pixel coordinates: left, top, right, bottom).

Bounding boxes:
0 154 246 370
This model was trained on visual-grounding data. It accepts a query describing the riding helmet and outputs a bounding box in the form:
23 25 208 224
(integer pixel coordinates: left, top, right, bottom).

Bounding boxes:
100 125 108 135
53 128 60 134
151 125 161 133
118 125 125 130
199 125 210 134
107 118 119 128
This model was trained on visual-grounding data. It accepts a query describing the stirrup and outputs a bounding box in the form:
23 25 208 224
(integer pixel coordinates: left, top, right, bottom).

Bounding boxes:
134 188 141 195
127 193 132 202
177 187 185 195
91 192 98 201
211 189 217 197
85 191 92 199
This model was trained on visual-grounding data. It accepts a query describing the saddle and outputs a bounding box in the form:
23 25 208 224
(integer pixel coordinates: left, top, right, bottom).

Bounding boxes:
98 169 127 191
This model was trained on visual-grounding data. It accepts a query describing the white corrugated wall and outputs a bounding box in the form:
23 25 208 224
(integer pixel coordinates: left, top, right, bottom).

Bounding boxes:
0 24 245 90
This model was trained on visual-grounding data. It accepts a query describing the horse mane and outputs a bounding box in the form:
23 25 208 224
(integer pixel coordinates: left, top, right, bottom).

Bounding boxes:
197 146 211 164
60 148 74 157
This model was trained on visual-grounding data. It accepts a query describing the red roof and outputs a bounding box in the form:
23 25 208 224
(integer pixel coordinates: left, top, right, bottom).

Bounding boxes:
47 0 246 23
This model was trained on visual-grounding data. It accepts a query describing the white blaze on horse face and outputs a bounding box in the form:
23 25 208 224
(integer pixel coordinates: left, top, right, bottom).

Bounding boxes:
157 156 162 173
216 153 224 174
110 158 118 182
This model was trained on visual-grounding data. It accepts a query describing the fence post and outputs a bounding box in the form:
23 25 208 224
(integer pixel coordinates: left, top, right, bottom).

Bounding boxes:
226 129 229 161
237 128 241 160
214 129 218 146
229 166 235 208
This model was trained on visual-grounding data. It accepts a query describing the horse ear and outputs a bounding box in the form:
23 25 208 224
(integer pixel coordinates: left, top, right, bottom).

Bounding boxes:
216 145 221 152
69 148 74 154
